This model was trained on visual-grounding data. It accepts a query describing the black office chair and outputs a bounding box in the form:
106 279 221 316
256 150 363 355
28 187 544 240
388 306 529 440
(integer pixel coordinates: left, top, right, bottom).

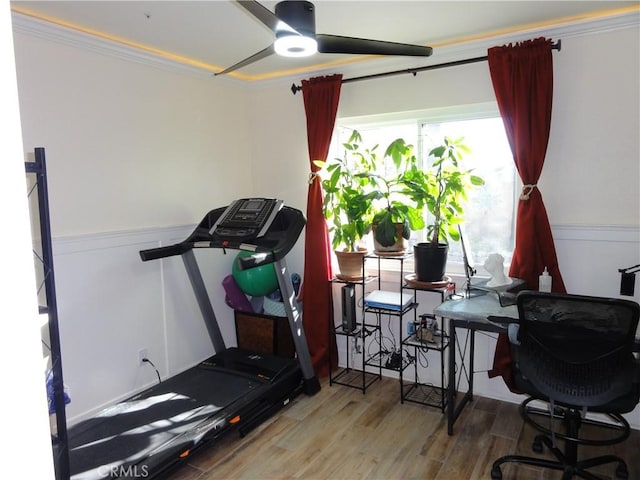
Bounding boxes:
491 291 640 480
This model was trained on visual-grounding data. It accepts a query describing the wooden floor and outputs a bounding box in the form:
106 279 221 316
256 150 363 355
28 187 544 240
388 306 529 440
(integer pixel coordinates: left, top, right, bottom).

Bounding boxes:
165 376 640 480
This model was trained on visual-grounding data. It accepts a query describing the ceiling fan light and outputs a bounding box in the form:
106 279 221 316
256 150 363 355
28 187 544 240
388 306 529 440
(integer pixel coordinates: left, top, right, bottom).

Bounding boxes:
274 34 317 57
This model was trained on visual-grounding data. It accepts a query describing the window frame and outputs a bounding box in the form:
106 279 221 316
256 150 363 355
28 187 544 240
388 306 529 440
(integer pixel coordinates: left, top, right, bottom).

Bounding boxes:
332 102 517 279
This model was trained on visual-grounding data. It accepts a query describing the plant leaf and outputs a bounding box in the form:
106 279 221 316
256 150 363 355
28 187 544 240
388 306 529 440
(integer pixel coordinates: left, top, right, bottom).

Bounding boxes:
375 215 397 247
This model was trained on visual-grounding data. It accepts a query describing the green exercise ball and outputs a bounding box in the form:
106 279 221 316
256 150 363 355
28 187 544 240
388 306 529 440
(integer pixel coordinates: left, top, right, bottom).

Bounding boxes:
231 251 278 297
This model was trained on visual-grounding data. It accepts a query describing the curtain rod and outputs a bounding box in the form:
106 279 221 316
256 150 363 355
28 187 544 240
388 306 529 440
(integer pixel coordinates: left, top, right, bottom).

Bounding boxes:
291 39 561 95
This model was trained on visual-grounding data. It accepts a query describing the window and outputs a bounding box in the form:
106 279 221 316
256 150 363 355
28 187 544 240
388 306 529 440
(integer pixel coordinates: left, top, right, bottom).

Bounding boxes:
330 104 516 276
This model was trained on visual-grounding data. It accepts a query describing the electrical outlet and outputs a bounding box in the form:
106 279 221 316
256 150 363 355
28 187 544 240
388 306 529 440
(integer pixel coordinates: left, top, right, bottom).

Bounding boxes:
138 348 149 365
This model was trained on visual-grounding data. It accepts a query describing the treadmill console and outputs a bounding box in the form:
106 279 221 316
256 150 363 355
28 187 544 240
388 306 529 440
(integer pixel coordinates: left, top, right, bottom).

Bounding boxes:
209 198 283 239
139 198 304 266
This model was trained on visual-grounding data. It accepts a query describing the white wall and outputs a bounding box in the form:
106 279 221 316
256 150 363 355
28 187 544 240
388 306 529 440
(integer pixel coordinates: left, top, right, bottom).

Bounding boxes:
2 2 55 478
245 82 312 277
13 31 255 236
11 15 640 430
12 30 257 421
544 28 639 227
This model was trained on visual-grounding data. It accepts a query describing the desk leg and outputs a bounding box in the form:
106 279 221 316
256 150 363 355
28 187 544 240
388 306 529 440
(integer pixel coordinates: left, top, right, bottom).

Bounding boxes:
447 322 476 435
447 318 456 435
469 328 475 401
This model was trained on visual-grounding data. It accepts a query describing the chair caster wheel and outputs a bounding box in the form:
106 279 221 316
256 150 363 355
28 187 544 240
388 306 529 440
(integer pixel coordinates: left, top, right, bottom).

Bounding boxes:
491 466 502 479
615 463 628 479
532 436 544 453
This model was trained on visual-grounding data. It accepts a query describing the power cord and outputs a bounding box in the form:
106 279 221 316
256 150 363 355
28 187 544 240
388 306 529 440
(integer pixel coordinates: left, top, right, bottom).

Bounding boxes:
416 349 430 369
142 358 162 384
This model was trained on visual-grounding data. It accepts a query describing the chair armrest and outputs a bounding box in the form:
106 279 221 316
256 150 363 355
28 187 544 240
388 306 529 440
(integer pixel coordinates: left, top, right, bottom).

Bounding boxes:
508 323 521 346
486 315 520 345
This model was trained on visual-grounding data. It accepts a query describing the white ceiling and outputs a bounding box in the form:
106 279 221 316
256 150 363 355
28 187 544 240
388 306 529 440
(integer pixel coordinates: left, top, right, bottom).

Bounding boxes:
10 1 639 81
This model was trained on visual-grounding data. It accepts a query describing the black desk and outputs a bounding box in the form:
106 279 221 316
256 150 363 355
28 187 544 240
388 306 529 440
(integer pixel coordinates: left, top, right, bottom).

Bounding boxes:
434 293 518 435
435 293 640 435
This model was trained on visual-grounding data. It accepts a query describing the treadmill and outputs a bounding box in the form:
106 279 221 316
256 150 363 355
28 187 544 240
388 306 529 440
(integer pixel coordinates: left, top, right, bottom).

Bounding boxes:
66 198 320 479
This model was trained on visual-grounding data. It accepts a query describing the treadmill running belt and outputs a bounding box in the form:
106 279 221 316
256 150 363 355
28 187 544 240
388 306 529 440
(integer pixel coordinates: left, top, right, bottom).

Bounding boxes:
68 368 266 479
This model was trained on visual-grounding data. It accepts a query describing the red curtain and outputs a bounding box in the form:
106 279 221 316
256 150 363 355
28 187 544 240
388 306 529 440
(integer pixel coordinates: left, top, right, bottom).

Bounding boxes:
487 38 566 389
488 38 566 293
301 74 342 377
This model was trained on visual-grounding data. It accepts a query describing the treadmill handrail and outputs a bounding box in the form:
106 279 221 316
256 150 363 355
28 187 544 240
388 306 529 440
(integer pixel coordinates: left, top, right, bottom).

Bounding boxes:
139 204 305 268
140 244 187 261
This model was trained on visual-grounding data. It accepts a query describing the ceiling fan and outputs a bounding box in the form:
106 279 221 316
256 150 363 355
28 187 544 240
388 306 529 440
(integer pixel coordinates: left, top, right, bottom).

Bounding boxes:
216 0 433 75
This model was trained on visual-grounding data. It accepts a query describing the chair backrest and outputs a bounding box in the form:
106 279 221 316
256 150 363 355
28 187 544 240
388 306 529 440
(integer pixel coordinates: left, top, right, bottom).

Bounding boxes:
515 291 639 408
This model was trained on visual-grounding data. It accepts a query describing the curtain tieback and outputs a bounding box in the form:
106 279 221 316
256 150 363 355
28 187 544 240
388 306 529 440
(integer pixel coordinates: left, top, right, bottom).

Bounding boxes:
520 184 537 200
308 171 319 184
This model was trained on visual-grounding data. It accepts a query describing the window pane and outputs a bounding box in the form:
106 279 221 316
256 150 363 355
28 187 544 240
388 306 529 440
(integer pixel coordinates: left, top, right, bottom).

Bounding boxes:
421 117 515 272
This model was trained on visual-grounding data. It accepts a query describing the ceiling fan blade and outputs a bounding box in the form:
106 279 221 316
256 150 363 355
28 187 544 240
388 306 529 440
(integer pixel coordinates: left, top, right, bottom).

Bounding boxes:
236 0 299 35
215 44 275 76
317 34 433 57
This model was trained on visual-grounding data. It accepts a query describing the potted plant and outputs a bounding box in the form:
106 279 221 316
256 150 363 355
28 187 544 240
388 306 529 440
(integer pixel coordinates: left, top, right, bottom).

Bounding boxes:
367 136 429 253
314 137 376 279
338 131 428 254
414 136 484 281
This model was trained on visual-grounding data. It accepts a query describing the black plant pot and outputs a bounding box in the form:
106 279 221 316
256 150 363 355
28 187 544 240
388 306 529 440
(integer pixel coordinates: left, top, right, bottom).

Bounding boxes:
414 242 449 282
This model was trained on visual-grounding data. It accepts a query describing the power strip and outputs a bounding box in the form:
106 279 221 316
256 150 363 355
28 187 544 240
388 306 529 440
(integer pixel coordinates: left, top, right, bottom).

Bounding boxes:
385 351 402 369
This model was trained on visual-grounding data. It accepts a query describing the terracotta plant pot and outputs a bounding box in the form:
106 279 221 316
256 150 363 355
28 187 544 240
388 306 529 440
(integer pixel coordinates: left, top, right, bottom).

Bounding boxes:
335 248 367 279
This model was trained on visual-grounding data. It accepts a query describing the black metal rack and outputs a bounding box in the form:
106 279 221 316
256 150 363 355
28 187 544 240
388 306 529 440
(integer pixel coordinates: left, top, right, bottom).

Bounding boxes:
328 267 382 393
400 298 450 412
26 148 69 480
329 252 453 412
362 254 418 401
329 253 420 395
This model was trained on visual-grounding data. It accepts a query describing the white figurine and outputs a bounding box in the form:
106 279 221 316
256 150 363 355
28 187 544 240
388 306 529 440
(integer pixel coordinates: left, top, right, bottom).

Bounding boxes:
484 253 513 287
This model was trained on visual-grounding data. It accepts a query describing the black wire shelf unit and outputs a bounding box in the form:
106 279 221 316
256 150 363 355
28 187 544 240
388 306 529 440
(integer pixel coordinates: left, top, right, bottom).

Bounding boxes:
26 148 70 480
400 282 451 412
329 272 382 393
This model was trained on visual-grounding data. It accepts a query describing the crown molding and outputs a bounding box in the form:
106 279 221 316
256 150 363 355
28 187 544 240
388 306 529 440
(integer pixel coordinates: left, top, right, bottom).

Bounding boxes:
302 7 640 83
432 7 639 61
11 8 639 85
10 11 220 80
